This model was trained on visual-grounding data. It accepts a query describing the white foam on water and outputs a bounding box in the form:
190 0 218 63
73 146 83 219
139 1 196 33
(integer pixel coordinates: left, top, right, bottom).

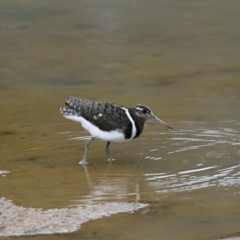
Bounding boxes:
0 170 10 177
0 198 147 237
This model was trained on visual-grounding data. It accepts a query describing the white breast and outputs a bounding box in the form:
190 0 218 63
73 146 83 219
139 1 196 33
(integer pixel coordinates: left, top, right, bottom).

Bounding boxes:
63 115 126 143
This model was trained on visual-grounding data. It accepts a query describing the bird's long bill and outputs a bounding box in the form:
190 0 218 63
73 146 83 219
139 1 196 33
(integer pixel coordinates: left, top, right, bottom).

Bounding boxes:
150 114 172 130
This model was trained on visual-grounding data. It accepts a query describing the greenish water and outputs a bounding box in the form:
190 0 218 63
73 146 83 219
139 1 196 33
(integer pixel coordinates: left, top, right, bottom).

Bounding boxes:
1 0 240 239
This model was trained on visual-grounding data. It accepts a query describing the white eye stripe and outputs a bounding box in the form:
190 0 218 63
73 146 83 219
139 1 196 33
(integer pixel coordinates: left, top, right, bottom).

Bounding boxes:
135 107 144 111
134 106 152 114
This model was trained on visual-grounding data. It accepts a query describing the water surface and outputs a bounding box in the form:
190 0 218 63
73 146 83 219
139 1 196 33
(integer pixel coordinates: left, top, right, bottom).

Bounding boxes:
1 0 240 239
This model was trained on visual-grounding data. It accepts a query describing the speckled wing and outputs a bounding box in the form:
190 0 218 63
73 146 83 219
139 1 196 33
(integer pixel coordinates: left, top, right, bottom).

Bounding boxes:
64 96 130 132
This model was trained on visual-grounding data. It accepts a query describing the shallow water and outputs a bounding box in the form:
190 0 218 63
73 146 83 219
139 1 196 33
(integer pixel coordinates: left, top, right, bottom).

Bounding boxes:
1 0 240 239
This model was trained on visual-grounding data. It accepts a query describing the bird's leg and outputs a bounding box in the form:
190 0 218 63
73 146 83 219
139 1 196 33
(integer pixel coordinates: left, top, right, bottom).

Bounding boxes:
105 141 115 161
79 137 95 165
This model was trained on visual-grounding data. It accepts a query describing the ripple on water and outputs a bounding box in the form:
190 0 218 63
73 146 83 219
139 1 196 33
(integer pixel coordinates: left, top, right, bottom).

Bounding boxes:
144 121 240 194
145 165 240 194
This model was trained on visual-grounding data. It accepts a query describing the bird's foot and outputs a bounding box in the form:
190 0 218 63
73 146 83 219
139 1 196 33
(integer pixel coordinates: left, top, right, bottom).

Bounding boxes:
107 158 115 162
79 159 89 165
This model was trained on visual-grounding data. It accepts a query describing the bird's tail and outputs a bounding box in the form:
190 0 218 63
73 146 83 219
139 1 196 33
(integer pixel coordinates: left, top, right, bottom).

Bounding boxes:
65 96 80 109
60 96 84 116
60 107 78 116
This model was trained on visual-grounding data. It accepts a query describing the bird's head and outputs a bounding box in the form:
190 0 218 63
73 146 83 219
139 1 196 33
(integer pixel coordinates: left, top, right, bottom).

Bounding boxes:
133 104 172 130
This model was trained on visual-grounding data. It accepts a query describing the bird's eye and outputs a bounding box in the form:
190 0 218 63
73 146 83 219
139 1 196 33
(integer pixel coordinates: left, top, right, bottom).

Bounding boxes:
142 108 148 114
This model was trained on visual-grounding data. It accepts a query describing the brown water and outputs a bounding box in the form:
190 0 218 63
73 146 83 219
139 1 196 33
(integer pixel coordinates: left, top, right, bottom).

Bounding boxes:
1 0 240 239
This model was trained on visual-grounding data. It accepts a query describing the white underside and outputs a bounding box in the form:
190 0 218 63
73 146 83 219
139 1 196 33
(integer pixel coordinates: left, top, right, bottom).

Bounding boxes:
63 115 127 143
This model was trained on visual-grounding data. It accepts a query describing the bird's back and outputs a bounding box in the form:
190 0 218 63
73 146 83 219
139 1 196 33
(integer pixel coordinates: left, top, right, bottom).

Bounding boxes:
63 96 131 132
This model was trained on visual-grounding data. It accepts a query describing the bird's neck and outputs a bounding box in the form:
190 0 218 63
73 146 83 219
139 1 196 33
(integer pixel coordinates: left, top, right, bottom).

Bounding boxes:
128 108 145 139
